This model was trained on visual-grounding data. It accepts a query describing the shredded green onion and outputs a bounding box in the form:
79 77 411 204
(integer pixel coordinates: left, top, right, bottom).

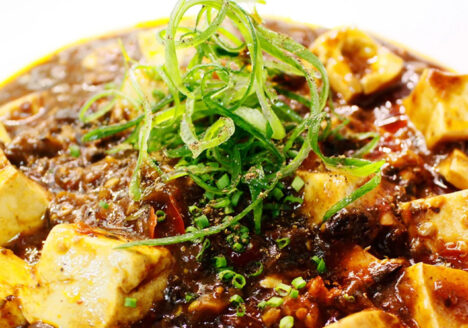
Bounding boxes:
78 0 386 248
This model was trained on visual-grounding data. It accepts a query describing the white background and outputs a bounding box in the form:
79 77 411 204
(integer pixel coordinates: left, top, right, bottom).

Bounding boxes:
0 0 467 80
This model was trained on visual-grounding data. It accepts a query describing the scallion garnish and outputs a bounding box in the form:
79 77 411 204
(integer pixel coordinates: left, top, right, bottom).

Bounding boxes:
275 283 292 297
185 292 198 302
283 196 303 204
289 288 299 299
258 296 283 309
248 261 264 277
69 145 81 158
291 277 306 289
195 238 211 261
279 315 294 328
312 255 327 274
194 214 210 229
124 297 137 308
229 294 246 317
81 0 385 249
276 237 290 249
232 273 247 289
216 173 230 190
213 255 227 269
291 175 304 192
156 209 166 222
99 201 109 210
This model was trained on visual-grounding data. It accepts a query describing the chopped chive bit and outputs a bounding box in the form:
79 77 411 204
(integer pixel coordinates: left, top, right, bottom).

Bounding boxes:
155 210 166 222
188 205 201 214
258 296 283 309
213 255 227 269
272 187 284 200
230 190 243 207
248 262 264 277
291 277 306 289
230 294 244 304
279 315 294 328
232 274 246 289
276 237 290 249
343 293 355 302
124 297 137 308
218 269 246 289
229 295 246 317
99 201 109 210
194 214 210 229
185 292 198 302
312 255 327 274
69 145 81 158
275 283 292 297
291 176 305 192
283 196 303 204
216 173 230 189
212 198 230 209
289 288 299 299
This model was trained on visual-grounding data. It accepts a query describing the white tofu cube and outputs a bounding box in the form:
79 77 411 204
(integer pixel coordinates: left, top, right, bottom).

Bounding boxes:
403 69 468 148
0 248 30 327
311 27 403 101
21 224 174 328
399 263 468 328
400 190 468 254
0 122 10 144
325 309 401 328
0 160 50 245
297 171 381 225
437 149 468 190
0 92 44 117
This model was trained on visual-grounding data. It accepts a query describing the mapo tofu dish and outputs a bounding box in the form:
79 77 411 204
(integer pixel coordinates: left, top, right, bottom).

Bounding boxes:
1 1 468 327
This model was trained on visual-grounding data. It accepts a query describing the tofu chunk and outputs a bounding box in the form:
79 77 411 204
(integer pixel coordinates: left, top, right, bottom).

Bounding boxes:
399 190 468 253
0 156 50 245
338 245 403 281
297 171 381 225
335 245 404 296
0 122 10 144
0 248 31 327
325 309 401 328
21 224 174 328
311 27 403 101
0 92 44 118
403 69 468 148
399 263 468 328
437 149 468 190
